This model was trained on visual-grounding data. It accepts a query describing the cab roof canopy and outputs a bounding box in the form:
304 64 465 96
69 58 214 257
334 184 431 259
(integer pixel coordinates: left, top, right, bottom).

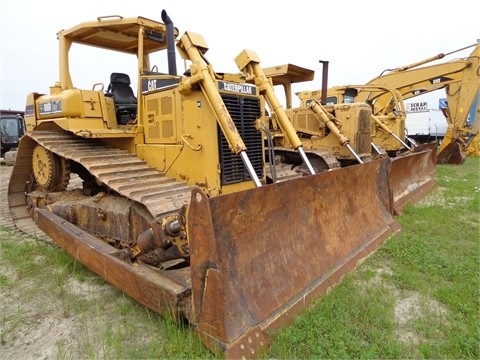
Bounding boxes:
57 16 179 55
262 64 315 86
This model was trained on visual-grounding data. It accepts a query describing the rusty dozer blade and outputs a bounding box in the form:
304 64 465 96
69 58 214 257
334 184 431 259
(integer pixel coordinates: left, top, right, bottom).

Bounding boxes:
187 157 401 358
389 141 438 214
33 208 192 318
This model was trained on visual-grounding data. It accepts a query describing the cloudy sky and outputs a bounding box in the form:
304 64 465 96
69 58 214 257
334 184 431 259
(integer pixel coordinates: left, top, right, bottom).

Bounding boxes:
1 0 478 111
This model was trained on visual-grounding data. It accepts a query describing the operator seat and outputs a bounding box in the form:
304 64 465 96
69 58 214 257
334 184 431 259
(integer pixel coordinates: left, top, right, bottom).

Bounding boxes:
106 72 137 125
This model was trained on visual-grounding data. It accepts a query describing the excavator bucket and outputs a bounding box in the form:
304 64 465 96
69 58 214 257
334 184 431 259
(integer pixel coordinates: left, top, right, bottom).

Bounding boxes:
388 141 438 214
437 141 467 165
187 157 400 357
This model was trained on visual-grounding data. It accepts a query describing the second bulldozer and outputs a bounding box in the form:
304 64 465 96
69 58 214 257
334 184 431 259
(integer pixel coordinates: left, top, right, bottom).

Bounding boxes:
261 63 437 214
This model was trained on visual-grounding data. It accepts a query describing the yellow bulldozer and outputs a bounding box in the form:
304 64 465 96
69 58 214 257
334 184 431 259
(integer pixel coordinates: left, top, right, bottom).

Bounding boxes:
261 63 437 214
8 11 405 358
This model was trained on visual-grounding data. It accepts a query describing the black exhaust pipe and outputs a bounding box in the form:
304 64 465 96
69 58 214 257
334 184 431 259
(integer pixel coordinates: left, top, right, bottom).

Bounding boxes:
161 10 177 76
318 60 329 105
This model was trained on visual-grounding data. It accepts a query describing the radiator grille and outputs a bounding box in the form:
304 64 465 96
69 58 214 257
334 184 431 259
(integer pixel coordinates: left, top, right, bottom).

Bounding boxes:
218 95 263 185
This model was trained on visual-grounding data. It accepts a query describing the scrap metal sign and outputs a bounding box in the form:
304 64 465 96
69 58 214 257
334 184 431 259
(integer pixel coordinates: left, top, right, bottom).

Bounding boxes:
406 102 428 112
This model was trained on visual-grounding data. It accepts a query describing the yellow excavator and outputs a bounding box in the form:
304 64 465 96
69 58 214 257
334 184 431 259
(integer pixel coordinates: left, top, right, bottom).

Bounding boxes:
300 42 480 164
7 11 403 358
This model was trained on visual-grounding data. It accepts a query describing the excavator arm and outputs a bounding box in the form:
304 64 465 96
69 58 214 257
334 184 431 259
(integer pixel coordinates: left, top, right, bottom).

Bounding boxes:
365 60 475 113
364 44 480 163
326 43 480 164
364 43 480 119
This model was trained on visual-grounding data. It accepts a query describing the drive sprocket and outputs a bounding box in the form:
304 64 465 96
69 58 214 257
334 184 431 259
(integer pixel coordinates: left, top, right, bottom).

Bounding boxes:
32 145 71 191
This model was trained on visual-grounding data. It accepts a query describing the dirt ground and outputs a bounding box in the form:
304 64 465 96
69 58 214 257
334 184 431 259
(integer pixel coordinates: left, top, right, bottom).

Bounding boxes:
0 164 91 360
0 164 15 228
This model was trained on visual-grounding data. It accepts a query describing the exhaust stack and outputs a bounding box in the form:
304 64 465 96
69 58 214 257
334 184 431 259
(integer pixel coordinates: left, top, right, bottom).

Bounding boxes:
161 10 177 76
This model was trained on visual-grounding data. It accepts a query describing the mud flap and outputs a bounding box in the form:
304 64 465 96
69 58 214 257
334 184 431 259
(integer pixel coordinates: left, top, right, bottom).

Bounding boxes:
187 157 401 358
389 142 438 214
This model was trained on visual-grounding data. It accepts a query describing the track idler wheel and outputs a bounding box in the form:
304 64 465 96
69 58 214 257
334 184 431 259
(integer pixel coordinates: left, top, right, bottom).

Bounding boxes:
32 145 71 191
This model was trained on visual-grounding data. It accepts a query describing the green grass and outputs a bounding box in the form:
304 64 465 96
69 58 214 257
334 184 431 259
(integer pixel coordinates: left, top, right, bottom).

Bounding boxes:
0 225 216 358
1 158 479 359
267 157 480 359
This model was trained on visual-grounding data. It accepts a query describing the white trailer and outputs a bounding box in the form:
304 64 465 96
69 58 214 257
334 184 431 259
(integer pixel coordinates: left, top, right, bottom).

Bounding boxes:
405 102 447 143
